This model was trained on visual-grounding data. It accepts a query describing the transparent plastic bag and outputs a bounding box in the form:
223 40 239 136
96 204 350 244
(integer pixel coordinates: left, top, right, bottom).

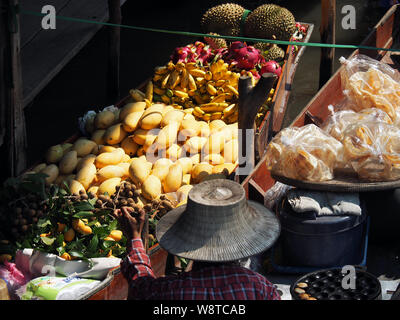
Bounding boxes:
265 124 344 181
340 54 400 124
322 107 393 141
342 120 400 181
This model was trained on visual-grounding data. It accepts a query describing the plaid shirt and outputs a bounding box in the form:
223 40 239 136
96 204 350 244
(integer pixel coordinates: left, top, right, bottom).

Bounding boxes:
121 238 281 300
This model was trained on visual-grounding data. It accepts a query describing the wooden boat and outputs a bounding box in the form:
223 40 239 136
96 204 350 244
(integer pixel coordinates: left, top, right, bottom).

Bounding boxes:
241 4 400 202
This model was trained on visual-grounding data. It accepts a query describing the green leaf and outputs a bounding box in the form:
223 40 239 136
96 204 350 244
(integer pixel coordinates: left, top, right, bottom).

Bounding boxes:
37 219 52 229
87 235 99 253
72 211 94 219
73 201 94 212
41 237 55 246
69 250 84 259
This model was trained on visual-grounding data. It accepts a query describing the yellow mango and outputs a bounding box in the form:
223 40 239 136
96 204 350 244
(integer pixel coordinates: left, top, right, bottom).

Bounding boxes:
41 164 59 185
161 105 175 116
190 153 201 165
123 110 145 133
116 162 130 177
203 131 225 155
76 154 96 172
182 173 191 185
143 129 159 152
141 175 162 200
59 150 78 175
222 139 239 163
177 184 193 202
132 128 149 145
98 177 122 196
91 129 106 145
103 123 128 145
119 102 146 121
129 158 152 185
165 144 182 162
87 185 99 195
183 113 195 121
140 104 164 130
155 122 179 149
151 158 173 181
76 163 97 190
73 139 97 157
32 163 47 173
94 110 115 129
98 145 117 154
69 179 86 195
191 162 213 183
179 119 200 139
177 157 193 175
97 165 126 183
45 144 64 164
163 163 183 193
184 136 207 154
61 143 74 155
209 119 227 133
161 109 185 127
212 163 237 176
198 121 210 137
95 148 124 169
136 146 145 157
203 154 225 165
121 137 139 156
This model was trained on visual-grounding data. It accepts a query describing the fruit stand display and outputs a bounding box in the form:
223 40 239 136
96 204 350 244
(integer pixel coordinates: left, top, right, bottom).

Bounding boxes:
0 3 313 300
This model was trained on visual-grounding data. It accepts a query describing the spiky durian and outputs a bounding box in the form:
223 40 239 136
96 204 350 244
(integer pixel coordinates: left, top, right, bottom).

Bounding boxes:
254 43 285 62
204 32 227 49
201 3 246 37
244 4 296 41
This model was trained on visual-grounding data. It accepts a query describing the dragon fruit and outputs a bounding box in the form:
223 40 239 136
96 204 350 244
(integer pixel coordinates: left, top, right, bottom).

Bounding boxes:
260 60 282 78
224 41 265 70
171 41 213 65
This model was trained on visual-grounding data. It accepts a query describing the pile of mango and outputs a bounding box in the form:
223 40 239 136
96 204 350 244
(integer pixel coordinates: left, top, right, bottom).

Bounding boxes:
35 100 239 209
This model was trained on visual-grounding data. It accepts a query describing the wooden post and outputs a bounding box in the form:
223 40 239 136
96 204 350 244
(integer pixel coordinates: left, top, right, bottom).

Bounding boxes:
237 73 277 182
107 0 121 104
319 0 336 88
0 0 27 178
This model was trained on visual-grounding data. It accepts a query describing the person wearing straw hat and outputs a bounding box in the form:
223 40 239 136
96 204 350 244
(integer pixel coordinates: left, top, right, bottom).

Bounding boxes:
115 179 281 300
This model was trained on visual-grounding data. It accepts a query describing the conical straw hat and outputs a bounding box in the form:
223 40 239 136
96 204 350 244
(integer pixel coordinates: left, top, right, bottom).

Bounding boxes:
156 179 280 262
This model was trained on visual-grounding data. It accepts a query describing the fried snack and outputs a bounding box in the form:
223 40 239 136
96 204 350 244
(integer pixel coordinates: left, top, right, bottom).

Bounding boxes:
342 121 400 181
322 108 393 141
342 66 400 123
266 124 343 182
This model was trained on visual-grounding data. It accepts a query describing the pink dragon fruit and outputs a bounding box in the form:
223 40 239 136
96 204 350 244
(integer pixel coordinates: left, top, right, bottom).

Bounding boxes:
224 41 265 70
171 42 213 65
260 60 282 78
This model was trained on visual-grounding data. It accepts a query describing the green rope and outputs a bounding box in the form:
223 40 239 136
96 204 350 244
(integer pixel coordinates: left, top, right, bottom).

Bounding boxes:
19 9 400 53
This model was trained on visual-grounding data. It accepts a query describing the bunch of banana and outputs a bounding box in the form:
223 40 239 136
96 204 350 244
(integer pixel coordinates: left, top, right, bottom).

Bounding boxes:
255 88 275 127
151 59 240 123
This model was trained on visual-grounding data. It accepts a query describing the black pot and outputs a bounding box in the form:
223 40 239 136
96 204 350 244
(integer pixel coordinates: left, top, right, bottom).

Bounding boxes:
290 267 382 300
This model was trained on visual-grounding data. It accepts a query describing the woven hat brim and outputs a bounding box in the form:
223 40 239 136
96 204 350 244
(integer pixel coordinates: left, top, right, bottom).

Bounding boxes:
155 200 281 262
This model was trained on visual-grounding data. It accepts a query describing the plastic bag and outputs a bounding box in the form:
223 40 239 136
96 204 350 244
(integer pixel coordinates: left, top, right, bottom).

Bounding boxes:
340 54 400 124
265 124 344 181
0 261 30 299
19 275 100 300
342 120 400 181
322 107 393 141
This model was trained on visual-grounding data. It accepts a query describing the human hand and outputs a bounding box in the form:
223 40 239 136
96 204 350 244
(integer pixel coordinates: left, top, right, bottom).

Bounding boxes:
113 206 146 240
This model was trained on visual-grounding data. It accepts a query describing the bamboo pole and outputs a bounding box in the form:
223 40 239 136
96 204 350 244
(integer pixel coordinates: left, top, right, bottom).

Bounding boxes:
0 0 27 177
319 0 336 88
107 0 121 104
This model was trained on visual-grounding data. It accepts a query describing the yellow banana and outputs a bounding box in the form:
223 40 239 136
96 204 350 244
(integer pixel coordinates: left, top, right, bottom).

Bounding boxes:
161 95 171 104
204 71 213 81
206 83 217 96
153 86 166 96
153 74 163 82
211 112 223 120
188 74 197 90
180 68 189 89
214 80 227 87
224 85 239 96
144 98 152 108
154 66 168 75
189 69 206 77
199 103 229 113
223 103 237 117
161 73 170 88
202 113 212 121
174 90 189 99
193 109 204 118
169 70 181 89
145 81 153 103
129 89 145 102
167 61 175 70
196 77 206 86
185 63 197 70
175 62 185 72
213 71 223 81
226 110 238 123
194 107 205 115
210 93 228 103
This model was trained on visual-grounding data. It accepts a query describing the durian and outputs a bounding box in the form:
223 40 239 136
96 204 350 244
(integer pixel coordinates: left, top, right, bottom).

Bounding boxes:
201 3 246 37
204 32 227 49
244 4 296 41
254 43 285 62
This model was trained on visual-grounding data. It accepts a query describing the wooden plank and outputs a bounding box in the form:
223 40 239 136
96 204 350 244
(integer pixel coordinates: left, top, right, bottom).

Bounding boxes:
20 0 126 108
1 0 27 175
